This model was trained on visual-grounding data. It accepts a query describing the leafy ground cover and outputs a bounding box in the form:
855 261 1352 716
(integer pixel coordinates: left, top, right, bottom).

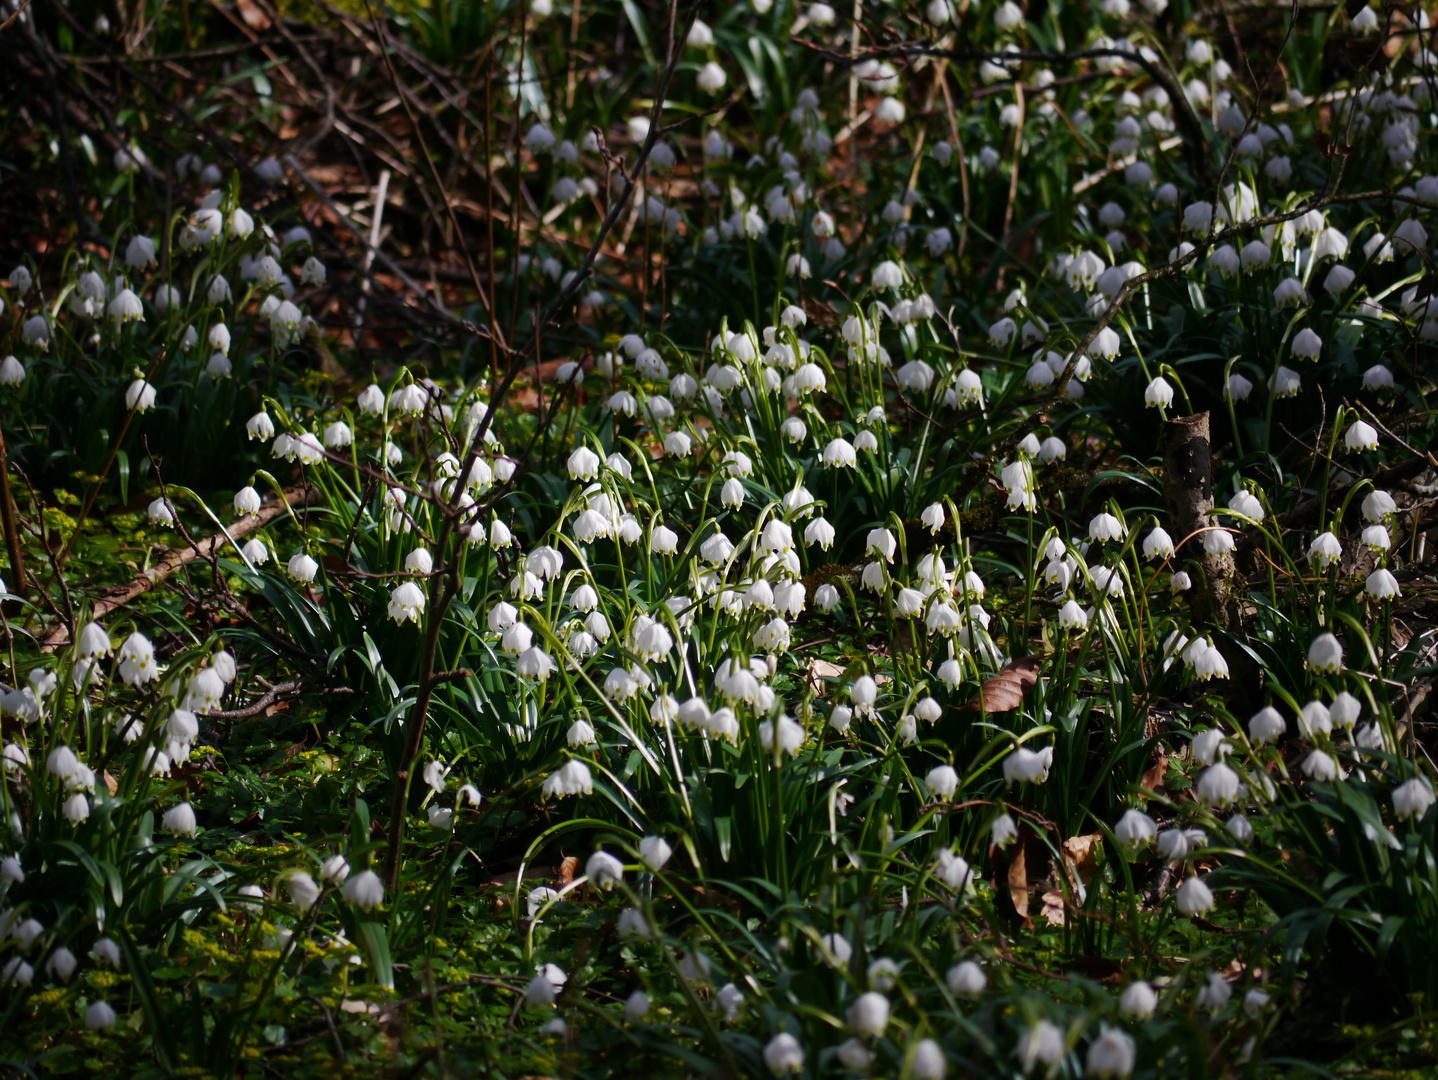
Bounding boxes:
3 0 1438 1075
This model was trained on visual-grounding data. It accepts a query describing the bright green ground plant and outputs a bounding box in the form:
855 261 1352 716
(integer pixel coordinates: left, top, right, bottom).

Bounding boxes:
4 0 1438 1075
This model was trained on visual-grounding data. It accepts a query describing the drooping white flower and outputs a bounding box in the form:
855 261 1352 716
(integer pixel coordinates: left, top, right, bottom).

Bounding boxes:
947 960 985 996
1114 809 1157 854
85 1000 117 1029
926 764 959 800
697 61 727 92
763 1033 805 1075
1196 763 1240 808
1175 875 1214 916
849 675 878 716
1302 748 1340 781
1142 527 1174 560
585 850 624 890
541 759 592 799
1144 376 1173 407
1363 490 1396 522
934 848 973 891
1058 600 1088 631
287 871 320 911
125 379 157 412
287 552 319 583
343 869 385 911
847 991 890 1038
1088 513 1124 542
1119 980 1158 1019
1248 706 1285 745
162 801 199 836
910 1038 947 1080
1366 568 1401 599
1308 532 1341 569
1344 420 1379 451
1291 328 1323 360
1394 777 1436 820
116 631 159 687
872 261 904 291
1018 1022 1066 1074
107 288 144 324
1308 632 1343 674
1086 1026 1136 1079
1003 745 1053 785
568 445 599 480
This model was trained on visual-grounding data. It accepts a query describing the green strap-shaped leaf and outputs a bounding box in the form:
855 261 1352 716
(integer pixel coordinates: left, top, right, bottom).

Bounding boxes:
357 920 395 991
117 929 178 1072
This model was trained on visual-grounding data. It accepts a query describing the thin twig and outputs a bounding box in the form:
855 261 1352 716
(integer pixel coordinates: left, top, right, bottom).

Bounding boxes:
0 0 38 36
380 0 702 891
202 680 357 719
40 484 317 650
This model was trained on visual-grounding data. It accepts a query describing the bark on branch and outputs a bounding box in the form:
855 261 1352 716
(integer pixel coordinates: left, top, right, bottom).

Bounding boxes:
1161 412 1233 630
40 485 317 650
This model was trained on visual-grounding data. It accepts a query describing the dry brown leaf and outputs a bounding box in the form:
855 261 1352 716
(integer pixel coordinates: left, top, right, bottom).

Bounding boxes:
1006 842 1030 923
102 771 118 796
804 657 844 696
555 856 580 886
235 0 272 29
1140 754 1169 795
993 822 1049 929
963 654 1042 712
305 164 346 186
1039 889 1066 926
807 660 891 694
800 294 841 328
1062 832 1104 887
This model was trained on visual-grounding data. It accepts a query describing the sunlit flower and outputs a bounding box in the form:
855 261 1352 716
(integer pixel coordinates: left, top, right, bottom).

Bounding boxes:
1308 532 1341 569
288 552 318 583
1018 1021 1065 1074
1366 567 1401 599
125 379 157 412
1308 632 1343 673
872 261 904 290
1003 745 1053 784
1088 513 1124 542
162 802 199 836
1291 328 1322 360
1176 875 1214 916
763 1033 805 1075
1344 420 1378 451
1086 1027 1135 1079
343 869 385 910
1394 777 1435 819
1301 748 1339 781
1144 376 1173 407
